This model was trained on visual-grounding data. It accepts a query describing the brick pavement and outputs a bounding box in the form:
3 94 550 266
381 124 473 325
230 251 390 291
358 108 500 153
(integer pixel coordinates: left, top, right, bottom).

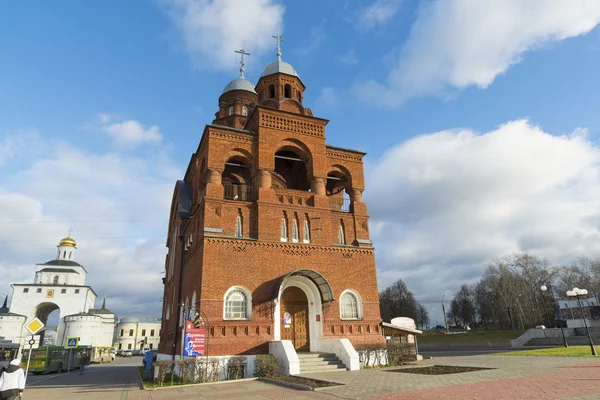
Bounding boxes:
300 355 600 400
22 354 600 400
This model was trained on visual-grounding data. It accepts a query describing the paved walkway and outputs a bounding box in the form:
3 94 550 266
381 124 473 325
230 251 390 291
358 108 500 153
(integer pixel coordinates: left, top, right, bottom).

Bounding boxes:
301 355 600 400
21 354 600 399
23 357 334 400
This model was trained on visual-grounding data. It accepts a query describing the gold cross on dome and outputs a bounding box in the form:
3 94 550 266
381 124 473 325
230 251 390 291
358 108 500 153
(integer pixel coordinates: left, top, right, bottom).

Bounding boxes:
67 228 73 237
272 34 285 60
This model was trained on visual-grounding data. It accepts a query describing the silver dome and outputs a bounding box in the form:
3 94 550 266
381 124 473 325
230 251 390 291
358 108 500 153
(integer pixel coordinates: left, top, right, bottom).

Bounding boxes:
222 78 257 94
261 61 300 79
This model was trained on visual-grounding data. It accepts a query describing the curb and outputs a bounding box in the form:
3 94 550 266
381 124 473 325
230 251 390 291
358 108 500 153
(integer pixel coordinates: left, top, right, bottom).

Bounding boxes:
145 376 258 391
260 377 314 391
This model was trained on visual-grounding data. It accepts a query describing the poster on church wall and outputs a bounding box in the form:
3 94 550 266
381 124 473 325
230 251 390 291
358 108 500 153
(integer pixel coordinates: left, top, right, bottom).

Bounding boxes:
184 320 206 357
283 312 291 328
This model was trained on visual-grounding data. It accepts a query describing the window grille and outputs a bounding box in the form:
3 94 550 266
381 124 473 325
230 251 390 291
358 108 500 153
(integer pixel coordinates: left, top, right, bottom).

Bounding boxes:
225 289 248 319
341 292 359 319
236 216 243 238
303 220 310 243
338 226 346 245
280 218 288 242
292 220 299 242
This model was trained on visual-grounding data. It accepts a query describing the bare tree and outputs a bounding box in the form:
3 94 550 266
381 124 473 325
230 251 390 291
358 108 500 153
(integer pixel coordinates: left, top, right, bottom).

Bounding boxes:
379 279 418 323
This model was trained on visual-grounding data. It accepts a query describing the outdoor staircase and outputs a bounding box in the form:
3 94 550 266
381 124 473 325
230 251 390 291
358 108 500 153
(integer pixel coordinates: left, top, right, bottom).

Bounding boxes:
298 352 346 373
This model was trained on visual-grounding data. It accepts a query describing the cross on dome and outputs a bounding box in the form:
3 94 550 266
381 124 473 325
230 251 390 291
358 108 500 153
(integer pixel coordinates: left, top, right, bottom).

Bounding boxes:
272 34 285 61
234 49 251 79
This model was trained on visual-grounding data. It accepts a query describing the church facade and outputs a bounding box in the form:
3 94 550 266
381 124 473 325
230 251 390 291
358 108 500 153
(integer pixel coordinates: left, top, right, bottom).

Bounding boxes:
0 234 116 351
158 41 385 366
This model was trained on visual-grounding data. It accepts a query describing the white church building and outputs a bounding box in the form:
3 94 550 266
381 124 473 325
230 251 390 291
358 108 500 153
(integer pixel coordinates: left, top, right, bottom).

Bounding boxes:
0 234 116 350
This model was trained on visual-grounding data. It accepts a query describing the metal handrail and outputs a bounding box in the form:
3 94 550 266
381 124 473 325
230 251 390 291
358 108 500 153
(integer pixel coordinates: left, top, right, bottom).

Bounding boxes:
223 184 254 201
329 197 351 212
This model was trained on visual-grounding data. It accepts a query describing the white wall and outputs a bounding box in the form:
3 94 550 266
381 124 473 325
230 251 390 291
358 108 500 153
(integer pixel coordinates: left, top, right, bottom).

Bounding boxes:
269 340 300 375
0 315 26 344
63 314 115 347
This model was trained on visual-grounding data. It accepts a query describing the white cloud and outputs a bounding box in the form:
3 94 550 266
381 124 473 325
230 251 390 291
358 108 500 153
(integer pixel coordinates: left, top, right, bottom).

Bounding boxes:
96 114 163 148
367 119 600 314
315 87 340 109
356 0 600 106
356 0 403 31
163 0 285 70
0 122 181 318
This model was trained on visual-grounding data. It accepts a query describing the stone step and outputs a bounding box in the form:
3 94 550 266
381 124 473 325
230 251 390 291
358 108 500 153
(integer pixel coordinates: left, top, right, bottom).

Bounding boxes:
299 359 344 366
300 364 347 373
297 352 336 358
297 352 346 373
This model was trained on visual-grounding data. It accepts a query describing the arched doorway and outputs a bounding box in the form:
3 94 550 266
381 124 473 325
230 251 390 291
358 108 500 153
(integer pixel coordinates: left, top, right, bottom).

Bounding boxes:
280 287 309 351
35 302 60 345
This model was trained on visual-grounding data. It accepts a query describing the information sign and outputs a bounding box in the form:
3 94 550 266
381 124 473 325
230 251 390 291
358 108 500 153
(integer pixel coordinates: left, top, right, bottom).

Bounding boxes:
66 336 79 348
25 318 45 335
184 320 206 357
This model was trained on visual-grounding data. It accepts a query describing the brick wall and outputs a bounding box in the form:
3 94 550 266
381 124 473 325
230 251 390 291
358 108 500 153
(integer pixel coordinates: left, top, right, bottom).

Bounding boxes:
159 72 386 357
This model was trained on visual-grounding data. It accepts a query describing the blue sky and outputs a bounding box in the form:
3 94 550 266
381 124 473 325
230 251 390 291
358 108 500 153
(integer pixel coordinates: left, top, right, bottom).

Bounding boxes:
2 0 600 326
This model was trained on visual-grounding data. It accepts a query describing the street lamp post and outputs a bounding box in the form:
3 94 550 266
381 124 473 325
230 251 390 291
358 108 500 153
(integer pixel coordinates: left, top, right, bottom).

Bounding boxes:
566 288 597 356
442 294 449 334
541 285 568 348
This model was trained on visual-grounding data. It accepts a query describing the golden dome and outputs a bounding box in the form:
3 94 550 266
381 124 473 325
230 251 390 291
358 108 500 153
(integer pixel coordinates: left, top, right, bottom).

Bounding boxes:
59 234 76 247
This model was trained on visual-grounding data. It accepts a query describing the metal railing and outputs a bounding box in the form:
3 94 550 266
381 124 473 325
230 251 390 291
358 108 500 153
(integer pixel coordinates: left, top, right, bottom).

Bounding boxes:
329 197 351 212
224 184 254 201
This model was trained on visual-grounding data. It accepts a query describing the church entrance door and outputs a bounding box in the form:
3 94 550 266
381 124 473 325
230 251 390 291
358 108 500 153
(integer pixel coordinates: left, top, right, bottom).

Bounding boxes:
280 286 309 351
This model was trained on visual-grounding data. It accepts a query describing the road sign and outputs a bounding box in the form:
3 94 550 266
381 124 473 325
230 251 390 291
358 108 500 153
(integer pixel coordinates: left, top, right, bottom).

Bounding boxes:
66 336 78 348
25 318 45 335
25 335 40 349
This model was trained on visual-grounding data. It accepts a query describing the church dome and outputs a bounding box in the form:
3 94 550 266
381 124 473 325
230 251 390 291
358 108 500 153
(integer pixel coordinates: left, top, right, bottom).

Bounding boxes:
261 61 300 79
59 235 76 247
222 78 256 94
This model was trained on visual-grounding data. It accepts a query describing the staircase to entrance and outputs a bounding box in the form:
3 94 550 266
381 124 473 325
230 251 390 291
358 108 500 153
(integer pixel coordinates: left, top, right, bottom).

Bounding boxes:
298 352 346 373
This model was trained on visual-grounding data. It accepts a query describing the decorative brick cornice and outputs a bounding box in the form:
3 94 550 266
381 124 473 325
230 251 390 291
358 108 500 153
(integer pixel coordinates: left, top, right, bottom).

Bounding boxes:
204 237 374 255
260 113 325 138
326 150 363 162
209 130 255 144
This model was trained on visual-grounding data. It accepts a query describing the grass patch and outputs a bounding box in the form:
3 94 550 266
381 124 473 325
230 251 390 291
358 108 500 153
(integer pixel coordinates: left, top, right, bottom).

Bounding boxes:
138 367 184 389
419 330 525 343
387 365 494 375
494 346 598 357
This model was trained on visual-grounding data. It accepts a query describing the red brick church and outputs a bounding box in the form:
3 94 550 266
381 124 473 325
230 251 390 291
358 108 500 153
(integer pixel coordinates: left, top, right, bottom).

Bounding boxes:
158 38 385 371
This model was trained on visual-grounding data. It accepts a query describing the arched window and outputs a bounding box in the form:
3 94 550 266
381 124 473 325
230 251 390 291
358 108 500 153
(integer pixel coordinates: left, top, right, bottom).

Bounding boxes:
68 251 72 259
338 225 346 245
292 219 299 243
340 290 362 320
63 251 66 258
284 84 291 98
235 215 243 238
268 84 275 98
280 217 288 242
191 291 197 318
53 275 59 284
303 220 310 243
224 287 251 320
297 91 302 102
242 106 248 116
228 106 234 116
